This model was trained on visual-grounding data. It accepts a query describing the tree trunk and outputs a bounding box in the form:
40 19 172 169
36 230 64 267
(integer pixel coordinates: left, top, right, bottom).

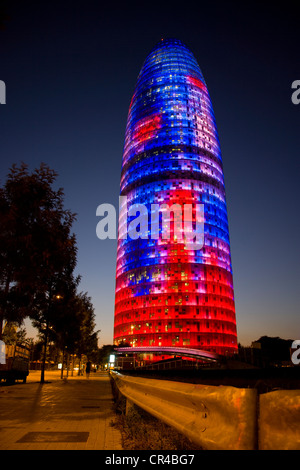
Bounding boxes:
40 320 49 384
0 312 3 341
66 353 69 378
78 355 81 376
61 348 64 379
0 276 11 341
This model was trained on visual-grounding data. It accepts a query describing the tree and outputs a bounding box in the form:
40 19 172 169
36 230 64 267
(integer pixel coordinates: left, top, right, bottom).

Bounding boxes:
2 321 27 345
74 292 99 359
254 336 294 364
53 289 99 375
0 162 78 382
97 344 116 368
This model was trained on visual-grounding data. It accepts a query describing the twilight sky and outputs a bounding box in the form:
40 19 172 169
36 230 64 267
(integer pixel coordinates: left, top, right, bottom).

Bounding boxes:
0 0 299 347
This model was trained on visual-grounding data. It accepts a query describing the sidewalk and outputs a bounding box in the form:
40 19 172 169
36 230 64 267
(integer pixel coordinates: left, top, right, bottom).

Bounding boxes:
0 370 123 450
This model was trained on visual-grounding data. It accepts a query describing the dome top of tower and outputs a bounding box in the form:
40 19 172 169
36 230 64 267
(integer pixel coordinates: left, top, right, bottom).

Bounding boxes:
134 37 206 93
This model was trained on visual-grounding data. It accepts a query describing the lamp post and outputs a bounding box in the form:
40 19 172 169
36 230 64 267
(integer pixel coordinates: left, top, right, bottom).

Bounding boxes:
40 293 62 384
61 346 67 379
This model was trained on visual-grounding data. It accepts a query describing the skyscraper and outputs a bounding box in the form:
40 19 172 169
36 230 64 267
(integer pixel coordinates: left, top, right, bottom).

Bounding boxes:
114 38 237 357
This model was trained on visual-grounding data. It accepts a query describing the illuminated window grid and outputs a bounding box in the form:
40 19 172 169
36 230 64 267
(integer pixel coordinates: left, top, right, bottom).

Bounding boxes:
114 38 238 356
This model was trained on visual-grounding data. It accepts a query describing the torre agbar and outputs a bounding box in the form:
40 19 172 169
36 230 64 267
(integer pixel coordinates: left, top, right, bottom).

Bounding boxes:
114 38 238 357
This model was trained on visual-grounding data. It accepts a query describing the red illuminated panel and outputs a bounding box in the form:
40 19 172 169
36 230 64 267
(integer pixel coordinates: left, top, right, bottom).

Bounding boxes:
132 114 162 145
187 75 207 92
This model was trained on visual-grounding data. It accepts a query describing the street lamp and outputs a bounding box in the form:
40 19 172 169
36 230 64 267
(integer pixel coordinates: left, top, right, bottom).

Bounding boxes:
40 293 62 384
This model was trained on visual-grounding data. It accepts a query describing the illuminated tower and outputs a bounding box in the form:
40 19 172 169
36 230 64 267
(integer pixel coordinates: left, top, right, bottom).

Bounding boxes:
114 38 237 356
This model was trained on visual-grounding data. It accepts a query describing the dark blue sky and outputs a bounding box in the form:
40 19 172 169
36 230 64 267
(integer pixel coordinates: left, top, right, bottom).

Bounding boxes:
1 0 299 346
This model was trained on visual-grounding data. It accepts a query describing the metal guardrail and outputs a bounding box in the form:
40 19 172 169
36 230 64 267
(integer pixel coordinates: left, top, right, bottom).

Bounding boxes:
111 371 300 450
110 371 257 450
259 389 300 450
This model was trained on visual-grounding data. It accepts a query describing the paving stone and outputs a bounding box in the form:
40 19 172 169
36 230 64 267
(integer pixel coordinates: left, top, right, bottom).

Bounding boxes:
0 370 123 450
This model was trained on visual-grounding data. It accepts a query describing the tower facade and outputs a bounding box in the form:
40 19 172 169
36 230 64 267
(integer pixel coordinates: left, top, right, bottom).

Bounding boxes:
114 38 237 356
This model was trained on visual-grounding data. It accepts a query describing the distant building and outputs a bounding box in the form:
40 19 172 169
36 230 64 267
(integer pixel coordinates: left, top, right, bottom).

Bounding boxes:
114 39 238 357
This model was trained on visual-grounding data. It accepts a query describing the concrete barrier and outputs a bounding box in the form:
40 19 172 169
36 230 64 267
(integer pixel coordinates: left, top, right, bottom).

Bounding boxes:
111 371 257 450
259 390 300 450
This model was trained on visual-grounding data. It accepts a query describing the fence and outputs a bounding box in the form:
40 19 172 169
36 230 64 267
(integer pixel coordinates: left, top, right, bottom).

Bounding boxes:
110 371 300 450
